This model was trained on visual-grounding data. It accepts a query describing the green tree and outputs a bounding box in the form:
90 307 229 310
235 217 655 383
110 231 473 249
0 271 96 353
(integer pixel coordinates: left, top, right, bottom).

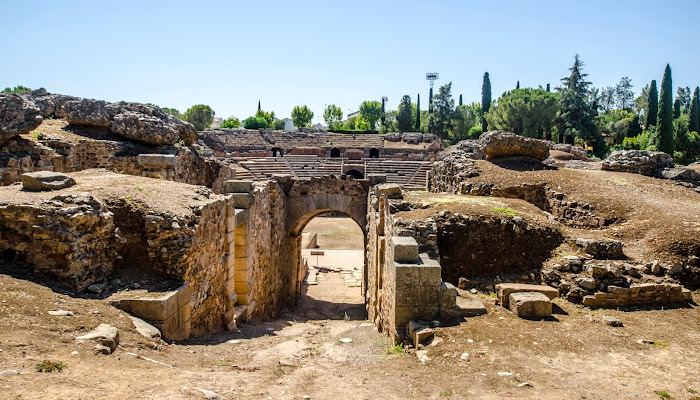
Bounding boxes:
396 95 414 133
555 54 600 147
273 119 286 130
291 105 314 128
599 86 616 113
486 88 559 139
243 116 268 129
1 85 31 94
676 87 691 110
646 80 658 127
615 77 634 110
451 102 482 141
221 117 241 128
481 72 491 132
415 94 421 131
359 100 382 130
657 64 675 155
546 83 551 92
673 98 682 119
184 104 215 130
429 82 456 139
162 107 183 119
255 109 275 126
689 87 700 134
323 104 343 130
459 94 463 106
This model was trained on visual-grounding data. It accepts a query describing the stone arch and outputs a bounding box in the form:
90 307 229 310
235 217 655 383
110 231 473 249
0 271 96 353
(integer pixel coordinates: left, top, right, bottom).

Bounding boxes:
345 169 364 179
287 175 368 236
330 148 341 158
272 147 284 157
369 148 380 158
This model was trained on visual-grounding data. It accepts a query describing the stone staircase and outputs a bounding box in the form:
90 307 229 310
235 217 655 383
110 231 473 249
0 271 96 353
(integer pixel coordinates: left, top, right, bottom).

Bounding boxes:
239 158 294 179
286 155 342 177
403 163 432 191
365 159 427 186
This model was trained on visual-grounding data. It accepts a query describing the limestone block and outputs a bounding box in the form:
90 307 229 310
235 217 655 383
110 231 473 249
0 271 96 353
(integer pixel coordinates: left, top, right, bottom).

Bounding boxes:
419 256 442 285
231 193 253 209
393 236 419 263
21 171 75 191
110 291 179 322
374 183 403 199
496 283 559 308
439 282 457 308
395 264 420 289
76 324 119 352
224 180 254 194
508 291 552 319
137 154 177 169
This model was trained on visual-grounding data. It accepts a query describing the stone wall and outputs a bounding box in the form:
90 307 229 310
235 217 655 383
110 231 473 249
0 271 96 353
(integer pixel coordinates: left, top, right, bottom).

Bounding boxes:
582 283 692 307
0 138 65 185
0 193 119 291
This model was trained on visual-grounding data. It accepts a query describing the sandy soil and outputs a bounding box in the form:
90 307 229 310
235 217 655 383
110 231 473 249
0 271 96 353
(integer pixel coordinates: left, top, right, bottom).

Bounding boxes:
303 216 364 250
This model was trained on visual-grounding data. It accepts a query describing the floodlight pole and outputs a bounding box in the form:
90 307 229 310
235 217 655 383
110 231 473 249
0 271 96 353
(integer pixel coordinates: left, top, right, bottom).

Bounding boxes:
426 72 439 132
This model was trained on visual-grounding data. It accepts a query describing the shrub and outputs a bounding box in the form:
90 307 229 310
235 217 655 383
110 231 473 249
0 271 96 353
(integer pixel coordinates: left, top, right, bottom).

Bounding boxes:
36 360 66 372
221 117 240 128
243 116 269 129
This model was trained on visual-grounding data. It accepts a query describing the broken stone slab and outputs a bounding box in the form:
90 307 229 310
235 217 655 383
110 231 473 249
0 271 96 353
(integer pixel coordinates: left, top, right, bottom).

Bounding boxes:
496 283 559 308
603 316 624 327
406 320 435 348
393 236 419 263
508 291 552 319
48 310 74 317
130 316 162 339
76 324 119 353
374 183 403 199
224 180 254 194
441 295 488 318
21 171 76 191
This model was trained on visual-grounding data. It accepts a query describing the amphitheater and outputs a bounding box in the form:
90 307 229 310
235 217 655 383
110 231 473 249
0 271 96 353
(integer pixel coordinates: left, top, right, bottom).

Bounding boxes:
2 91 700 398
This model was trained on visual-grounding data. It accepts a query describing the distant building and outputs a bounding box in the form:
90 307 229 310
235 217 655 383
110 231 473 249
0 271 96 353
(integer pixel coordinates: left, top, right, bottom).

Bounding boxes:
283 118 295 131
343 111 360 123
212 117 224 129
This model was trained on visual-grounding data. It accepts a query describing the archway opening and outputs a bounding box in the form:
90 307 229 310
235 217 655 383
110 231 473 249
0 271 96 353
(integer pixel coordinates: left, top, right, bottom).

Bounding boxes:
330 147 341 158
297 212 366 320
369 148 380 158
271 147 284 157
345 169 364 179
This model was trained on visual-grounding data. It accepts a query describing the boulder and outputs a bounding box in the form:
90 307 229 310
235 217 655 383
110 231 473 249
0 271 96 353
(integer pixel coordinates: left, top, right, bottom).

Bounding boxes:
439 139 486 161
601 150 674 176
401 132 423 143
21 171 76 191
112 111 180 145
63 98 118 127
130 316 162 339
383 132 402 142
22 89 78 118
655 167 700 184
479 131 551 161
76 323 119 353
374 183 403 199
508 291 552 319
0 94 43 143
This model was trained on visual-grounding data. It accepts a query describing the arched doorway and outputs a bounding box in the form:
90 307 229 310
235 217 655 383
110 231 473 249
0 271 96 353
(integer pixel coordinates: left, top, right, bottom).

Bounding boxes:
369 148 380 158
330 148 341 158
345 169 364 179
272 147 284 157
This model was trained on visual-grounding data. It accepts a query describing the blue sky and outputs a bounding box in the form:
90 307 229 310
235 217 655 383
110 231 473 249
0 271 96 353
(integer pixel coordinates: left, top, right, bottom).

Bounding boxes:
2 0 699 123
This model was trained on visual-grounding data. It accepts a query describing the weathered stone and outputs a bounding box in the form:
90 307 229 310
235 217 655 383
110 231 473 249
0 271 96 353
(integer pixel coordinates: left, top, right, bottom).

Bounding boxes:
63 98 117 127
393 236 419 263
603 316 624 327
0 94 43 143
575 238 625 259
496 283 559 308
577 277 597 290
480 131 551 161
21 171 76 191
601 150 674 176
655 166 700 183
111 111 181 145
374 183 403 199
48 310 74 317
508 291 552 318
130 316 162 339
137 154 177 169
224 180 254 194
76 323 119 353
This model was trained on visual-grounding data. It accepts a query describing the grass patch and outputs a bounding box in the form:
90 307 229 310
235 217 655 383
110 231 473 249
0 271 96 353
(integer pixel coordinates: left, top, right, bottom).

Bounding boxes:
654 390 670 399
491 207 519 217
386 343 404 355
36 360 66 373
608 177 631 186
439 390 453 397
653 341 669 349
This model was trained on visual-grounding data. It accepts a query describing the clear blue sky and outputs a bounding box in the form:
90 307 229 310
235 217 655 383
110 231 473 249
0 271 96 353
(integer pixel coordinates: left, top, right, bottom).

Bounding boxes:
2 0 699 123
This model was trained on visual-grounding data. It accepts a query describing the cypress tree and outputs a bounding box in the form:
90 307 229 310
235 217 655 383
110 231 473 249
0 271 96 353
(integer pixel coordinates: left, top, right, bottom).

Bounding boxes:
673 98 681 119
516 81 520 89
258 100 261 111
481 72 491 132
657 64 674 154
459 94 463 106
689 87 700 133
416 93 421 131
646 80 658 127
381 97 386 125
546 83 550 92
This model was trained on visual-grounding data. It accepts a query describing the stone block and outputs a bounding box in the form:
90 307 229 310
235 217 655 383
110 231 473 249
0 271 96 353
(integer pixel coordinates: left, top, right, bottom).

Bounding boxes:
234 209 249 226
582 295 603 307
607 286 629 295
21 171 75 191
509 291 552 318
393 236 419 263
374 183 403 199
224 180 254 194
137 154 177 169
419 258 442 285
237 291 254 305
395 264 420 288
367 174 387 186
439 282 457 308
496 283 559 308
231 193 253 209
176 284 191 309
234 277 254 294
682 289 692 301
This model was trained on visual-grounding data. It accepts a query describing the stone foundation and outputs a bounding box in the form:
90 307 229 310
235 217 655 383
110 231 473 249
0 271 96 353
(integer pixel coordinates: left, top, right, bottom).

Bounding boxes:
582 283 692 308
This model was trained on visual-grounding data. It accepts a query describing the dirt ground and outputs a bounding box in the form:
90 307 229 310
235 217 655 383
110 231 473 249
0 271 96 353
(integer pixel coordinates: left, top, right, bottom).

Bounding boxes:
303 216 364 250
1 267 699 400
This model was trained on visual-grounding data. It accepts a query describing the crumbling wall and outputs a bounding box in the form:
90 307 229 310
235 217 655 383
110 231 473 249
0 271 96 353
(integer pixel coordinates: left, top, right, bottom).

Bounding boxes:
0 193 119 290
0 138 65 185
436 211 563 284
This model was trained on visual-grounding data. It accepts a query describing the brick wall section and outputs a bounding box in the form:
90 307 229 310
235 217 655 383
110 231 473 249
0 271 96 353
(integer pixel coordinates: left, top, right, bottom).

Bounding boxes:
582 283 692 308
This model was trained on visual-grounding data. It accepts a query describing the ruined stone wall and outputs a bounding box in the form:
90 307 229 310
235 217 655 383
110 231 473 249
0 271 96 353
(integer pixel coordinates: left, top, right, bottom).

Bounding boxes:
366 193 396 338
0 138 65 185
582 283 692 307
0 193 119 290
